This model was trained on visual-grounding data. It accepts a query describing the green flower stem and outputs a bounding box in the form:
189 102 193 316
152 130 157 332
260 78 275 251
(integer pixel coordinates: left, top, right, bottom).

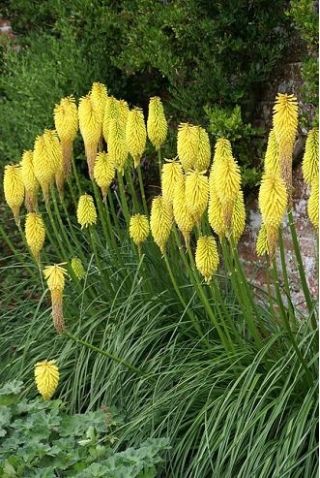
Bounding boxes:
271 259 313 386
71 156 82 195
288 210 315 325
157 149 162 179
278 228 296 322
107 190 121 236
187 247 234 354
51 188 79 258
117 171 130 224
92 182 112 248
45 199 69 261
137 165 148 215
64 331 146 377
89 227 113 292
0 223 34 277
125 168 140 213
163 252 206 343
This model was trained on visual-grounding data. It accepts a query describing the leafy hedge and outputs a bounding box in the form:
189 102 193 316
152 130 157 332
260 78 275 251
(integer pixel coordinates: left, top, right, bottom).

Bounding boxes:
0 1 292 169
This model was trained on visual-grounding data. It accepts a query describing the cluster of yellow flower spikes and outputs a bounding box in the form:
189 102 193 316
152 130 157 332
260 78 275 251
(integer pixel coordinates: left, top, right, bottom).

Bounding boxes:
256 93 318 257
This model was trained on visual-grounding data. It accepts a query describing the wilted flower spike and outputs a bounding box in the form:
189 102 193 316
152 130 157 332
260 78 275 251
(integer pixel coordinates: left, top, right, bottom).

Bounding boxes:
264 130 280 175
34 360 59 400
258 172 287 256
302 129 319 186
43 264 67 334
20 150 39 212
129 214 150 249
77 194 97 228
185 171 209 223
256 223 269 256
147 97 168 150
93 152 115 199
25 212 46 262
3 164 25 224
161 160 183 204
308 179 319 229
195 236 219 283
150 196 173 254
71 257 86 280
126 108 147 167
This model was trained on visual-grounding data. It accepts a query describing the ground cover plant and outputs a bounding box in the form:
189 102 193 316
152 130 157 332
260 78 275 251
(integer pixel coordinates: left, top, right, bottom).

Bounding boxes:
0 85 318 477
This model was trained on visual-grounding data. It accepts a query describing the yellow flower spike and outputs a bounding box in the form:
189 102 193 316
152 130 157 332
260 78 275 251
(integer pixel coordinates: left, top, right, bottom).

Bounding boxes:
147 96 168 150
195 235 219 283
256 223 269 257
54 96 78 179
33 134 55 201
185 170 209 223
177 123 198 172
90 82 108 131
34 360 59 400
25 212 46 262
43 264 67 334
78 95 101 179
42 130 64 195
102 96 120 143
208 188 227 239
264 129 280 175
211 138 241 228
3 164 24 224
77 194 97 228
231 190 246 243
195 126 211 172
129 214 150 251
258 172 287 256
161 160 183 204
93 152 115 200
71 257 86 280
108 119 128 174
308 179 319 229
150 195 173 254
172 175 195 247
302 128 319 186
20 150 39 212
119 99 129 129
126 107 147 168
272 93 298 203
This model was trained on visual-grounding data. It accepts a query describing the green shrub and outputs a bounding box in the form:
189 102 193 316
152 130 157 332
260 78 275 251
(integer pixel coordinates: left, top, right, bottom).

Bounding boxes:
0 381 167 477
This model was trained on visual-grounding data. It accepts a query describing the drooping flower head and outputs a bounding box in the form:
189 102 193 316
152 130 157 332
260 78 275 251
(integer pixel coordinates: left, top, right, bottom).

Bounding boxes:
302 128 319 186
185 170 209 223
129 214 150 251
108 118 128 174
77 194 97 228
258 172 287 256
20 150 39 212
3 164 25 224
195 235 219 283
150 195 173 254
147 96 168 150
34 360 59 400
78 95 101 178
126 107 147 167
93 152 115 199
71 257 86 280
43 264 68 334
161 159 183 204
25 212 46 262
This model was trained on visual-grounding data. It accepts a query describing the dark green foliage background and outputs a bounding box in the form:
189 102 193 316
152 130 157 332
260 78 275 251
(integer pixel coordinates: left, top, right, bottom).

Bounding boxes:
0 0 298 175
